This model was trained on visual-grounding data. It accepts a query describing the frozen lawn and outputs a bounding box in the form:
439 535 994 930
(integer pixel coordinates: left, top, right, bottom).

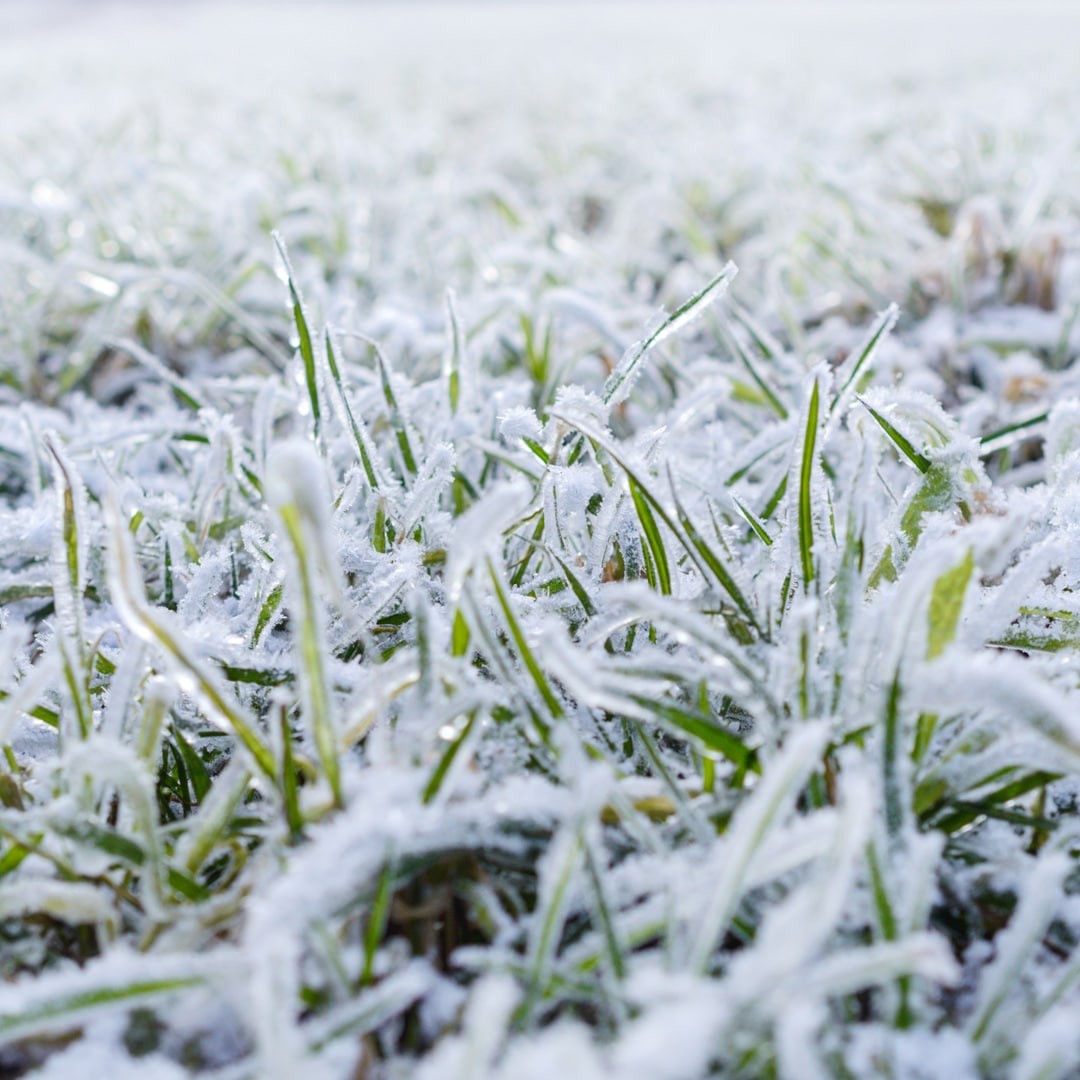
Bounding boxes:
1 3 1080 1077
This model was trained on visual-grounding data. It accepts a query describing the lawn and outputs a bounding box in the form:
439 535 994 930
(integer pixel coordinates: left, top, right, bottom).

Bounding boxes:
1 3 1079 1077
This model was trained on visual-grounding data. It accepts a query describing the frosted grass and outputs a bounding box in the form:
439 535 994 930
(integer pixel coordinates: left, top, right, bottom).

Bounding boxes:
1 3 1080 1077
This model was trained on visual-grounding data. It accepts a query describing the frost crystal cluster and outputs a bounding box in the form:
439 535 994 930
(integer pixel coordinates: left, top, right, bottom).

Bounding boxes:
1 6 1079 1078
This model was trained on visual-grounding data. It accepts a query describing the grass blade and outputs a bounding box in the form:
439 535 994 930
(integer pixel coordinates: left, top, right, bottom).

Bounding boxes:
603 262 737 408
627 475 672 595
797 377 821 588
272 232 320 439
831 303 899 412
858 396 931 474
325 328 380 488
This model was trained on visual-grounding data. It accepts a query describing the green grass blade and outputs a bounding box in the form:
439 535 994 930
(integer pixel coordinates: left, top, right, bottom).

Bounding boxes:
858 396 931 474
422 711 476 804
978 410 1049 455
798 378 821 588
445 287 464 415
926 550 974 660
628 475 671 595
0 956 218 1043
731 494 773 546
105 499 278 788
371 341 418 476
325 328 380 488
716 317 788 419
523 828 582 1021
831 303 899 412
603 262 736 407
625 692 758 773
277 500 342 808
883 671 905 839
361 854 396 987
486 557 564 723
272 232 320 439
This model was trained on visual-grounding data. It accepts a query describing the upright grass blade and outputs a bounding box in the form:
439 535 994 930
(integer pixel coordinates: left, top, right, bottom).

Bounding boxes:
627 475 672 595
715 317 788 419
523 826 583 1022
372 342 418 477
361 854 396 987
325 328 380 488
423 711 477 804
581 839 626 983
926 549 974 661
797 378 821 589
602 262 736 408
830 304 899 412
267 441 345 810
445 287 465 415
44 435 92 741
272 232 320 440
883 671 905 840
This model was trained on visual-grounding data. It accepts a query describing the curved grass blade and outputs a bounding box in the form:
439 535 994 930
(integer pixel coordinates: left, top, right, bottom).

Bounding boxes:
105 498 278 789
625 692 758 774
0 954 222 1044
978 410 1049 456
43 435 92 741
554 409 761 635
603 262 737 408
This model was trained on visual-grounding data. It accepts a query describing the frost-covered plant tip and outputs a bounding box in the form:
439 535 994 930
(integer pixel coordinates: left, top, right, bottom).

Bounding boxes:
2 6 1080 1079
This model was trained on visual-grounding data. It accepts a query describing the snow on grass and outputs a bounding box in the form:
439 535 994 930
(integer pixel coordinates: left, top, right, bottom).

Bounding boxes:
1 2 1080 1076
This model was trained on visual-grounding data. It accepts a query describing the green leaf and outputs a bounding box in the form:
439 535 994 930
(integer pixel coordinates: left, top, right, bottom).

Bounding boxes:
602 262 737 407
422 712 476 805
798 378 821 588
628 476 672 595
716 317 788 419
859 396 931 474
487 557 564 725
625 693 758 774
831 304 898 411
325 329 380 487
926 550 974 660
361 854 396 987
272 232 320 439
732 495 773 546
